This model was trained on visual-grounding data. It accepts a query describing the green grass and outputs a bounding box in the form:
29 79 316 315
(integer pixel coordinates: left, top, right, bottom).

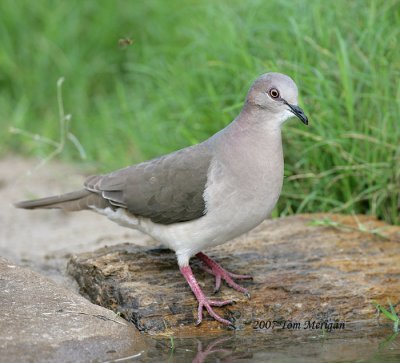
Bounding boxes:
0 0 399 224
373 301 400 333
310 216 390 240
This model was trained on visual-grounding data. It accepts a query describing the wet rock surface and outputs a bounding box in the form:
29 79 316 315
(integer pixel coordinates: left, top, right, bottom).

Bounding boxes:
0 258 145 363
67 213 400 336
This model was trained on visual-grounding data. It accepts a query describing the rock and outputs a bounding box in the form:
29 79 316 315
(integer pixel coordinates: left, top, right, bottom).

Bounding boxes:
67 214 400 336
0 258 145 363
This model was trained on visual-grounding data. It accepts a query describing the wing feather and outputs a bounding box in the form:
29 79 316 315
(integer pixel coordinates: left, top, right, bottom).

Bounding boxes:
84 143 213 224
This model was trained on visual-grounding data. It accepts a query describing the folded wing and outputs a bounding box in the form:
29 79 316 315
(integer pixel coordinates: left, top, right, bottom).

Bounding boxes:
85 143 213 225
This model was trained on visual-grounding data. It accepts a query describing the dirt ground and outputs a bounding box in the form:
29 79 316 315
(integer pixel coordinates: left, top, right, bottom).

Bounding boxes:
0 155 156 287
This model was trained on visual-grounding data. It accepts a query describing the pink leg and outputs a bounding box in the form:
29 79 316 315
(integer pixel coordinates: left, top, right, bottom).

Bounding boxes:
180 265 234 325
196 252 252 296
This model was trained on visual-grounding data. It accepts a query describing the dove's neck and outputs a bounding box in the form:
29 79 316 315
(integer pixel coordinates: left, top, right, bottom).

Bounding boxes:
205 104 285 228
211 105 284 174
221 105 283 146
236 103 286 133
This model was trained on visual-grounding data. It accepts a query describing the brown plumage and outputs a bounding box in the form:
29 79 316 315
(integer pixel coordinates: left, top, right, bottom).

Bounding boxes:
14 189 110 211
15 141 213 224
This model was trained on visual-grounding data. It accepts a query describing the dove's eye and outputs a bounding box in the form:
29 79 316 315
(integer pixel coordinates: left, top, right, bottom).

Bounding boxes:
269 88 280 99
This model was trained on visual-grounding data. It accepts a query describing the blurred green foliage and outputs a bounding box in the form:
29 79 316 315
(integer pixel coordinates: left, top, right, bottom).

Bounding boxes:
0 0 399 223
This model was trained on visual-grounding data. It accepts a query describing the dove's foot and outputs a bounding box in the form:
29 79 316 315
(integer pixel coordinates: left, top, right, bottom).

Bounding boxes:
180 265 234 325
196 252 252 295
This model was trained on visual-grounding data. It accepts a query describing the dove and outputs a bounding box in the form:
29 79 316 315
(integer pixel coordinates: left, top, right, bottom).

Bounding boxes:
16 72 308 325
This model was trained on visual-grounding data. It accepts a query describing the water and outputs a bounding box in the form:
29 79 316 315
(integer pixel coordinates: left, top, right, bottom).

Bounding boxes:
121 323 400 362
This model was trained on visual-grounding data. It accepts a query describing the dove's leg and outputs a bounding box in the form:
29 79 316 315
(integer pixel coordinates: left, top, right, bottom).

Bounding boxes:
196 252 252 295
180 265 234 325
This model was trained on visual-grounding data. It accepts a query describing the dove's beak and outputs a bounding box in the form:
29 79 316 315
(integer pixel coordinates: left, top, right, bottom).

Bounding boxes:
284 101 309 125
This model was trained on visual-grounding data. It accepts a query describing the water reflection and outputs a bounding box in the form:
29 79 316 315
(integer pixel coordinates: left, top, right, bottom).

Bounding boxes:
191 337 252 363
140 326 400 363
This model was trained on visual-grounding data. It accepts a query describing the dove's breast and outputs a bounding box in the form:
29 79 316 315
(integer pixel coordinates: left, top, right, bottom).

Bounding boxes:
200 129 284 244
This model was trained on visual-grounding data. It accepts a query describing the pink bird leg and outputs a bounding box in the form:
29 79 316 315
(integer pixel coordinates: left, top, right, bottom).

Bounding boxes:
180 265 234 325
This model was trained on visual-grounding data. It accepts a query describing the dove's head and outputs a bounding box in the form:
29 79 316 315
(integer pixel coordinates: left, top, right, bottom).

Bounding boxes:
245 72 308 126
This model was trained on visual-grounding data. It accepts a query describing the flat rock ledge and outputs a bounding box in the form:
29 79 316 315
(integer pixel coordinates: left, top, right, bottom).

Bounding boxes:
0 258 144 363
67 214 400 336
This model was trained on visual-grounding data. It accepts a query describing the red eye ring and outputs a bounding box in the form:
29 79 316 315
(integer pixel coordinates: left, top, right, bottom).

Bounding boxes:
269 88 280 99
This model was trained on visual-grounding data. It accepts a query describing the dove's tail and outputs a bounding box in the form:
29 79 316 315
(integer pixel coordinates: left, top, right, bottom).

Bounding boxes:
14 189 108 212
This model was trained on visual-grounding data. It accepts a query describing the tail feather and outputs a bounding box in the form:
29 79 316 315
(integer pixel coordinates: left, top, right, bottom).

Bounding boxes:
14 189 108 211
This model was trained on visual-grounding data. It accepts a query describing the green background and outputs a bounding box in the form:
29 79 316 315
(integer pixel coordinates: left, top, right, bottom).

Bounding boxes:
1 0 399 223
